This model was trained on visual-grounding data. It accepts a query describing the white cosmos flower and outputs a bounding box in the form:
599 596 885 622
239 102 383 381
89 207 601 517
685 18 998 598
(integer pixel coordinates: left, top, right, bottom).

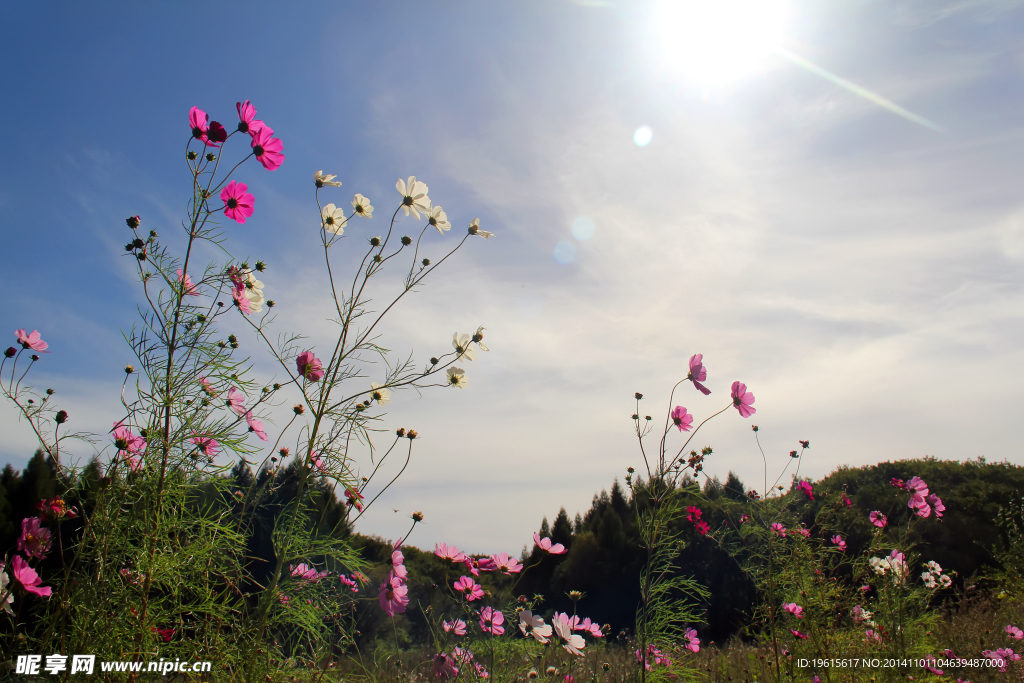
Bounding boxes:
472 326 489 352
446 367 467 388
352 193 374 218
1 568 13 615
396 176 431 219
242 270 265 313
518 611 552 643
552 616 585 656
371 382 391 406
321 203 347 235
314 170 342 188
426 206 450 233
452 333 477 361
467 218 493 238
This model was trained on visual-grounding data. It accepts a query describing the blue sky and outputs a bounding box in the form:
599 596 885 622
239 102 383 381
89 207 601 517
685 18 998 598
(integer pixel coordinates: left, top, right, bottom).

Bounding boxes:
2 0 1023 553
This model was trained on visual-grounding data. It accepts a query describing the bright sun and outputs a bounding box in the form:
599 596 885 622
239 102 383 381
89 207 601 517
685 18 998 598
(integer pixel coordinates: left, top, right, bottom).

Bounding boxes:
654 0 789 84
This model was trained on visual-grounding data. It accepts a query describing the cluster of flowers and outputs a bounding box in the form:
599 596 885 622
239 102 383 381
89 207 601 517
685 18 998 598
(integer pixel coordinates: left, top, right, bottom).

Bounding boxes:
276 562 364 606
920 560 952 590
665 354 755 438
868 549 909 584
851 604 875 628
432 647 490 680
1 508 61 614
686 506 709 536
795 480 814 500
633 630 700 671
891 476 944 518
782 602 808 639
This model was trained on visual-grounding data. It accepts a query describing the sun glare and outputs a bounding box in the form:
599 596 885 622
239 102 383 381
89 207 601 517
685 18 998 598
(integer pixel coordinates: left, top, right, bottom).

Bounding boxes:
654 0 789 84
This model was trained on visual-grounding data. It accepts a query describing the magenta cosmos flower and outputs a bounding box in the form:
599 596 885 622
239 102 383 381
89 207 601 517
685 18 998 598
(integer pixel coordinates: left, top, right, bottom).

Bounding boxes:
670 406 693 432
869 511 887 528
771 523 787 537
296 351 324 382
463 556 496 576
15 329 49 353
188 106 226 147
730 381 756 418
176 269 200 297
226 387 246 416
490 552 522 574
790 629 808 639
687 353 711 395
831 535 847 551
378 572 409 616
684 627 701 652
927 494 945 518
236 100 265 136
245 413 268 441
1005 625 1024 640
480 606 505 635
795 480 813 500
389 540 408 581
18 518 52 560
435 543 468 563
251 126 285 171
220 180 255 224
783 602 804 618
453 575 484 601
191 435 220 457
112 420 146 469
533 532 566 554
12 555 51 597
444 619 468 636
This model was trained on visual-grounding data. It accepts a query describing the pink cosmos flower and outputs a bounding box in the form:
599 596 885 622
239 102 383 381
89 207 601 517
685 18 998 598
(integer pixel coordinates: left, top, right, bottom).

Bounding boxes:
251 126 285 171
36 496 76 520
670 405 694 432
15 329 49 353
870 511 887 528
18 518 52 560
891 477 906 489
176 269 199 296
927 494 945 518
189 106 211 143
310 451 327 472
771 523 787 537
444 619 468 636
12 555 51 597
694 520 710 536
730 381 756 417
739 514 750 523
221 180 255 224
555 612 580 630
686 506 702 521
345 486 364 511
235 100 265 136
790 629 808 639
684 627 701 652
490 552 522 574
687 353 711 395
865 629 881 642
783 603 804 618
435 543 468 563
199 376 217 397
378 572 409 616
1006 624 1024 640
390 540 408 581
841 493 852 507
793 527 811 538
296 351 324 382
339 574 359 592
433 653 459 680
480 606 505 635
453 575 484 601
112 420 146 469
463 556 497 576
796 481 814 500
577 617 604 637
533 532 566 554
191 435 220 457
519 610 553 642
226 387 246 416
832 535 847 551
245 413 268 441
635 644 671 670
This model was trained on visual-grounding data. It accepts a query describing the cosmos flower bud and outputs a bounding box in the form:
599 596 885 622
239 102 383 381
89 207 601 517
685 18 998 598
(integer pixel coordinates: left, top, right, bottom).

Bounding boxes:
45 388 54 395
406 430 418 439
422 258 430 267
279 448 289 457
133 238 145 249
396 428 406 437
4 347 16 358
369 237 381 247
412 511 424 522
55 410 68 424
125 243 135 252
187 151 198 160
272 383 281 390
634 392 643 400
267 301 275 308
293 404 305 415
205 153 216 162
632 414 639 420
568 590 583 601
136 251 147 261
430 357 438 365
373 255 382 263
752 425 759 432
125 365 134 374
255 260 266 272
126 215 141 229
401 236 412 246
149 230 158 239
31 354 40 361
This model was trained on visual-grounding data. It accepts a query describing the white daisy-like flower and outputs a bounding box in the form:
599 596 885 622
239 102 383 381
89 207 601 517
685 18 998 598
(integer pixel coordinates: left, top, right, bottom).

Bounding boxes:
472 326 489 352
446 367 467 388
321 203 347 235
552 616 585 656
1 568 14 615
467 218 493 238
371 382 391 406
396 176 431 219
426 206 450 233
518 611 553 644
922 572 937 588
314 170 342 188
939 574 952 588
243 270 265 313
452 333 477 361
352 193 374 218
